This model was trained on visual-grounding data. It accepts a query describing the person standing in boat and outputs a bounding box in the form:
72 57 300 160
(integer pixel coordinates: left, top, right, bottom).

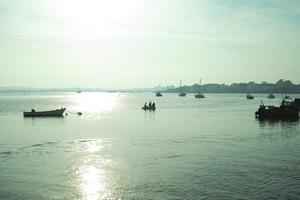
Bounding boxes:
144 102 148 109
149 101 152 108
152 102 156 109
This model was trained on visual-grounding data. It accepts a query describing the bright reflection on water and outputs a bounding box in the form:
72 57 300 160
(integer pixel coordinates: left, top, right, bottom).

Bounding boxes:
78 165 107 200
72 92 121 114
75 139 113 200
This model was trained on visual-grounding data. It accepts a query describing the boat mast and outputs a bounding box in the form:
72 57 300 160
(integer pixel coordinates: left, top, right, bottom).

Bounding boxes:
199 79 202 94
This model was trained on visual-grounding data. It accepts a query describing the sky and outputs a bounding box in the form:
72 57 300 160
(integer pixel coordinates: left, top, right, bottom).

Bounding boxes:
0 0 300 89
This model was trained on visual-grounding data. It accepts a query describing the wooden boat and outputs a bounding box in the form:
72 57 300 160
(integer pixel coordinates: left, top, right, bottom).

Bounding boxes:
156 92 162 97
23 108 66 117
267 94 275 99
246 94 254 99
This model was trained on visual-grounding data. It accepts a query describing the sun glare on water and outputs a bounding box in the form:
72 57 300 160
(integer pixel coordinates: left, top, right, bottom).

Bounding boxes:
73 92 121 114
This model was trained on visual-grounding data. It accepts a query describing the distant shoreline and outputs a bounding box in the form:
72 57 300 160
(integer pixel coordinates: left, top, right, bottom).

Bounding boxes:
1 79 299 94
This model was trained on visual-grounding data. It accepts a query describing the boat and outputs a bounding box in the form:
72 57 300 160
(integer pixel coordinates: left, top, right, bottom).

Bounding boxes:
156 92 162 97
267 94 275 99
179 92 186 97
178 80 187 97
195 93 205 98
195 79 205 98
246 94 254 99
142 105 156 111
23 108 66 117
255 100 299 119
76 87 82 93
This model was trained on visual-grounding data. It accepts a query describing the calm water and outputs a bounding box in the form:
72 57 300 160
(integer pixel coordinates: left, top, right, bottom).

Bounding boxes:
0 92 299 200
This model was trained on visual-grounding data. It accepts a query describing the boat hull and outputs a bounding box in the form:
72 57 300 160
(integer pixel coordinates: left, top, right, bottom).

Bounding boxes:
195 93 205 98
267 94 275 99
156 92 162 97
142 107 156 111
255 107 299 119
23 108 66 117
247 95 254 99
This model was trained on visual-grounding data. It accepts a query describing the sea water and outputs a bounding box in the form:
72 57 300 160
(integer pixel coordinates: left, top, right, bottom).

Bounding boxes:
0 92 299 200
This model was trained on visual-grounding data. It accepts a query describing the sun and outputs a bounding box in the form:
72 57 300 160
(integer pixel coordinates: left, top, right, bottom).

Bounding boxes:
55 0 142 30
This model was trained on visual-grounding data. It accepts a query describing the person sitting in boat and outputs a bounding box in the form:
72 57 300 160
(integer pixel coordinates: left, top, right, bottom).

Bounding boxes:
144 102 148 109
31 109 35 112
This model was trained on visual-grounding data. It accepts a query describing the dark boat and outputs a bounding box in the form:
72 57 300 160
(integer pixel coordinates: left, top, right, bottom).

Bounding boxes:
255 106 298 119
255 100 299 119
142 106 156 111
267 94 275 99
23 108 66 117
246 94 254 99
195 93 205 98
179 92 187 97
156 92 162 97
195 79 205 98
178 80 186 97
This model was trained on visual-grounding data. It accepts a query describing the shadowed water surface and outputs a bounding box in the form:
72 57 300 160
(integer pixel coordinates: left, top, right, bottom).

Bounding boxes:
0 92 299 199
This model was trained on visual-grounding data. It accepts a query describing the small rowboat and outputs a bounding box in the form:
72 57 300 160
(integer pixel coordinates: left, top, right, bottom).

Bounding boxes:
23 108 66 117
142 106 156 111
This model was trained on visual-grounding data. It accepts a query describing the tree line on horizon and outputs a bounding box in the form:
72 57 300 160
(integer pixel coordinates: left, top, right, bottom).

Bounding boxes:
163 79 300 94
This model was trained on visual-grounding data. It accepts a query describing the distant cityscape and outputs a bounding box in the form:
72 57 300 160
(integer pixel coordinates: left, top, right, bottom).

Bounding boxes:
0 79 299 93
164 79 300 94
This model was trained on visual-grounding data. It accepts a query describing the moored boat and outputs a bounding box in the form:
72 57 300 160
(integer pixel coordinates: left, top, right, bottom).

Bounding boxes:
267 94 275 99
178 80 187 97
246 94 254 99
23 108 66 117
255 99 299 119
195 79 205 98
255 105 298 119
195 93 205 98
156 92 162 97
179 92 187 97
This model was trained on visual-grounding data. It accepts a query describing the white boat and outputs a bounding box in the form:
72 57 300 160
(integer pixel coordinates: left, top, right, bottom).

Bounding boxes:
23 108 66 117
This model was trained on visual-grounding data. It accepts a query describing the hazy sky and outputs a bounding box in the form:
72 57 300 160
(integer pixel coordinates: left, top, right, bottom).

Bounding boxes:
1 0 300 88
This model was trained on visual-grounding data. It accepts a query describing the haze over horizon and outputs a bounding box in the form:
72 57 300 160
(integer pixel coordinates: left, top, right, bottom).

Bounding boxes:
1 0 300 89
